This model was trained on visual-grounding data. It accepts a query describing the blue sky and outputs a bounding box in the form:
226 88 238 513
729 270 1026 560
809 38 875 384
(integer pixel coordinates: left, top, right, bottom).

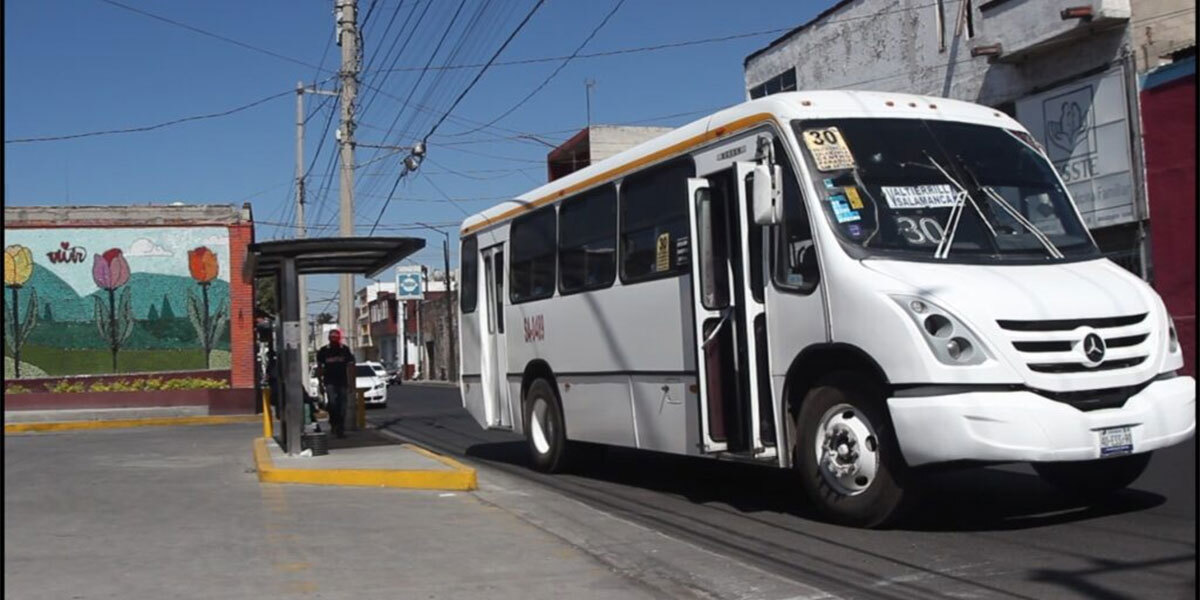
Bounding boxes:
4 0 832 314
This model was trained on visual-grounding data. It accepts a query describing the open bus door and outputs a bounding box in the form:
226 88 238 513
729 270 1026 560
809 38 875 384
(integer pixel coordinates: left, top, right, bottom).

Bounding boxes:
476 243 512 430
687 177 732 453
687 161 775 457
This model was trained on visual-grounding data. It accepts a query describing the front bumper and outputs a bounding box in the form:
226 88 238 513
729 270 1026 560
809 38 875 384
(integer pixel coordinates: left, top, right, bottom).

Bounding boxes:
888 376 1195 466
358 388 387 404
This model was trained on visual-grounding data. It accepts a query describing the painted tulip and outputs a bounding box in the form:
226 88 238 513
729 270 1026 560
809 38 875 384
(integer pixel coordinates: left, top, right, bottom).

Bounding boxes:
5 245 34 288
92 249 131 291
188 247 219 283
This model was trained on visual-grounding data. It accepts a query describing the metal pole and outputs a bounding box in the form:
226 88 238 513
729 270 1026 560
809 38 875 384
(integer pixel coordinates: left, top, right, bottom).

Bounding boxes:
400 300 408 379
443 235 455 381
280 257 303 455
336 0 359 348
295 82 310 385
416 280 423 380
1121 46 1152 281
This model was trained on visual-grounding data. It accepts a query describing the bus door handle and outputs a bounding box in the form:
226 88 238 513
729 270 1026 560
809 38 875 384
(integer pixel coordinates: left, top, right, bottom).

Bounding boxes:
701 308 733 348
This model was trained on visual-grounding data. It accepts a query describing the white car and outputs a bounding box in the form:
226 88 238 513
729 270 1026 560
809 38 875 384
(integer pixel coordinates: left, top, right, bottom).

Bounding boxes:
355 362 389 408
308 362 389 408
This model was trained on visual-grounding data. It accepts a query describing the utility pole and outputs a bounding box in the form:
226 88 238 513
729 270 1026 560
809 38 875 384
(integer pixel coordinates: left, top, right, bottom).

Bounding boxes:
295 81 310 383
336 0 359 350
585 78 595 129
417 222 455 381
443 236 455 381
295 82 337 385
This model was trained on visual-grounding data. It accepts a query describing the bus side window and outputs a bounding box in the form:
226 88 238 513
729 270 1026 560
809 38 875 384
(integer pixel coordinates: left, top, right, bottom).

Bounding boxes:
772 140 820 293
461 236 478 313
620 158 694 283
559 185 617 294
510 207 557 303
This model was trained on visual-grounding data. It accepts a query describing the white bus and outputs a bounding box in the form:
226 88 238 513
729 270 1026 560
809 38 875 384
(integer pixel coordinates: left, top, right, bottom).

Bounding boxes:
457 91 1194 527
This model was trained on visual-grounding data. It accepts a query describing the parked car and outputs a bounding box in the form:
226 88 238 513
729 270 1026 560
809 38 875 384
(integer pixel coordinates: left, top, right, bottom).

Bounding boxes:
386 366 403 386
356 362 389 408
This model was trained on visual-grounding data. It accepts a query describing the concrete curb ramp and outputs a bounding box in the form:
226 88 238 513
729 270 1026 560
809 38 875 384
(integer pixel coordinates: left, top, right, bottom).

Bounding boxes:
4 415 260 434
252 437 477 491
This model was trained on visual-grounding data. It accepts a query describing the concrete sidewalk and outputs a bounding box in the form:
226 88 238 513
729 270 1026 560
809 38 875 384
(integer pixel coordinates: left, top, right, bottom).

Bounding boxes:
4 422 665 599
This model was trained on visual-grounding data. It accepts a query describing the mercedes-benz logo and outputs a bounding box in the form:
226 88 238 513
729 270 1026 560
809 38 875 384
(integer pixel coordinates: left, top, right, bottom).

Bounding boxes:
1082 333 1106 366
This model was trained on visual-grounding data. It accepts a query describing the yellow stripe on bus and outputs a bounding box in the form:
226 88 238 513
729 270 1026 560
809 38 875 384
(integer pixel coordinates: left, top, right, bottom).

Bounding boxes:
460 112 778 236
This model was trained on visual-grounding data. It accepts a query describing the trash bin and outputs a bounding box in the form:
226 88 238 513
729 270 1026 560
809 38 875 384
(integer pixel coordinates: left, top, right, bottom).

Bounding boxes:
301 430 329 456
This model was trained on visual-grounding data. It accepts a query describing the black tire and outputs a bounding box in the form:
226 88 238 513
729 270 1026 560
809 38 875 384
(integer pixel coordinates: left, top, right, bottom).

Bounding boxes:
524 378 569 473
795 371 911 528
1033 452 1152 497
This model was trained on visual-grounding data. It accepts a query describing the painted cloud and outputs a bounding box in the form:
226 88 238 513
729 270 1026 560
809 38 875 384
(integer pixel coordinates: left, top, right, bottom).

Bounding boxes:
128 237 173 257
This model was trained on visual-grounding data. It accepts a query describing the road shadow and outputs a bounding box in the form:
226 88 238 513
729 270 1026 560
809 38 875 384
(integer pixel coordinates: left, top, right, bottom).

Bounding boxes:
899 466 1167 532
465 440 1165 531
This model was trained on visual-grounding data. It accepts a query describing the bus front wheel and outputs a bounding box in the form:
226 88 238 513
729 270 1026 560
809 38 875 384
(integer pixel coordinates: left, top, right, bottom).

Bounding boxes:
525 378 568 473
795 372 910 528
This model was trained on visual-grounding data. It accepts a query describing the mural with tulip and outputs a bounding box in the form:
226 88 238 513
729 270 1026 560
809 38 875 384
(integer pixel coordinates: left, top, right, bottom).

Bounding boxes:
187 246 228 369
5 245 39 377
3 228 232 378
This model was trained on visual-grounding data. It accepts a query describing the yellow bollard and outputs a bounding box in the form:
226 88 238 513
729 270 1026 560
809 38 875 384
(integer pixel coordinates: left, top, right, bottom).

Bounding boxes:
261 389 273 438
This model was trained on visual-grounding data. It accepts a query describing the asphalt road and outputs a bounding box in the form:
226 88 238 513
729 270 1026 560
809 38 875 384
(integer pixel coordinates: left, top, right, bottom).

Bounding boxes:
371 383 1196 600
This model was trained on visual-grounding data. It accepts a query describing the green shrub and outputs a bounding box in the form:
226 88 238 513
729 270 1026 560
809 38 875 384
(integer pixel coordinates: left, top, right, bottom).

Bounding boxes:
160 377 228 390
43 380 87 394
6 384 31 394
41 376 229 394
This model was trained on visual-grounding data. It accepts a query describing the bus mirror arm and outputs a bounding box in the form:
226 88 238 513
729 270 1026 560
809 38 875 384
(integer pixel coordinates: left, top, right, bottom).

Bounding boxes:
751 163 780 225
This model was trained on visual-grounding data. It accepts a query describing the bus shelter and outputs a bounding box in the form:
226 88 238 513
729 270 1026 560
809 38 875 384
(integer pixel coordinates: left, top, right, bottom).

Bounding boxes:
249 237 425 455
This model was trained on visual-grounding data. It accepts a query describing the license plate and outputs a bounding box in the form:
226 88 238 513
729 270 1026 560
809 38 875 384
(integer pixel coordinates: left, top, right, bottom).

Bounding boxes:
1099 426 1133 457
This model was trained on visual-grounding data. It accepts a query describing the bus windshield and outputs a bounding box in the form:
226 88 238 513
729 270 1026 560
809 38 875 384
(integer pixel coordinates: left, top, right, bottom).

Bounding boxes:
791 118 1100 263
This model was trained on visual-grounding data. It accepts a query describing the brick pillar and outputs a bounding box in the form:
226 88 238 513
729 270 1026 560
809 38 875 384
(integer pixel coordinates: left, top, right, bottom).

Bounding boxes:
228 223 256 388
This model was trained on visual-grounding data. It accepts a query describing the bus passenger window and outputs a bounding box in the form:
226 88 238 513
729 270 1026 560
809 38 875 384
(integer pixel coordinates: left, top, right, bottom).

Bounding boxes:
559 186 616 294
460 236 478 313
620 159 694 283
510 207 557 303
773 140 820 292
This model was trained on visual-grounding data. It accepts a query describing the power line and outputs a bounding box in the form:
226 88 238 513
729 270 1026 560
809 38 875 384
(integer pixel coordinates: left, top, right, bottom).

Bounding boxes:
454 0 627 136
96 0 324 72
5 86 307 144
379 25 795 73
367 0 548 236
422 0 548 141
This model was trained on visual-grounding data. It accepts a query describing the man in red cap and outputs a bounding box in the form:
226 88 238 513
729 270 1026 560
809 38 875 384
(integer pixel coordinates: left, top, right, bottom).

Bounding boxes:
316 328 356 437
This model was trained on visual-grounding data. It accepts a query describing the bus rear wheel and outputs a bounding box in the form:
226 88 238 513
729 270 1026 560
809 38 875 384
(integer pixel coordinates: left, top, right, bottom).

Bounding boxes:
525 378 568 473
1032 452 1152 497
795 372 910 528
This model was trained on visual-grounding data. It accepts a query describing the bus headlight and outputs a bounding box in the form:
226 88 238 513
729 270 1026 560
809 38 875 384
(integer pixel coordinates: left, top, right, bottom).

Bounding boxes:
890 294 990 366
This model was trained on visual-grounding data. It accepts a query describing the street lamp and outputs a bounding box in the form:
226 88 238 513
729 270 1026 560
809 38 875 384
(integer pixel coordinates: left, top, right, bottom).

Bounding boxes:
416 221 455 381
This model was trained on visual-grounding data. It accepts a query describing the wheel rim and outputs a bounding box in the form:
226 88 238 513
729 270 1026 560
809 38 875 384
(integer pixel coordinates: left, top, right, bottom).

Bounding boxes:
529 396 553 455
813 403 879 496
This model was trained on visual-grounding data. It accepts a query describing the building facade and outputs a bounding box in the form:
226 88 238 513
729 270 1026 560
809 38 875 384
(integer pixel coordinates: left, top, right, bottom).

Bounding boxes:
547 125 673 181
744 0 1195 277
352 281 396 362
4 203 257 411
368 290 400 371
1139 54 1196 375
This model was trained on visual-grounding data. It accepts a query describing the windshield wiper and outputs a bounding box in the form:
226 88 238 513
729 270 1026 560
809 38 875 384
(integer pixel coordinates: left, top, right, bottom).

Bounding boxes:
920 153 998 260
952 155 1064 259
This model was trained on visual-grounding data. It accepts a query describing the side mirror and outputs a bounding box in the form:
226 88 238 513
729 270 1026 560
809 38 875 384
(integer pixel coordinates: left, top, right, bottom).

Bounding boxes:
751 163 781 225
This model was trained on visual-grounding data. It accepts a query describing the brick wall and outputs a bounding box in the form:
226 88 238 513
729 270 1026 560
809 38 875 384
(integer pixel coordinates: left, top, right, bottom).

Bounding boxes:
228 222 256 388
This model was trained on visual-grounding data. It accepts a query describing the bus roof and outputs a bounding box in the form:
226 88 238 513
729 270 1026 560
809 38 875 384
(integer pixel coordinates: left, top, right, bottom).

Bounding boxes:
460 90 1025 235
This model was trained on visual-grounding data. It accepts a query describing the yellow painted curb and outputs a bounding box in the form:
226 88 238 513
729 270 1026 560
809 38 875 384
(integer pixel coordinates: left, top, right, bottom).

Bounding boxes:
5 414 260 434
252 437 477 491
